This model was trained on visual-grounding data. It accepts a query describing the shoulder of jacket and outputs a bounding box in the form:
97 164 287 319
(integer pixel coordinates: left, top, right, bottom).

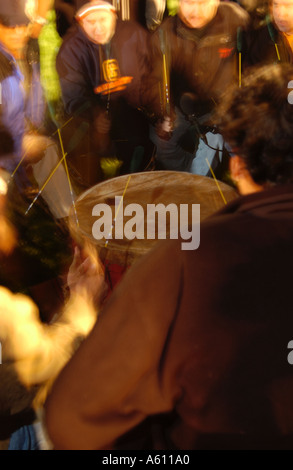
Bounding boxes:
152 15 177 43
58 26 98 60
159 14 177 31
114 18 149 44
218 2 250 24
247 21 273 39
61 25 90 48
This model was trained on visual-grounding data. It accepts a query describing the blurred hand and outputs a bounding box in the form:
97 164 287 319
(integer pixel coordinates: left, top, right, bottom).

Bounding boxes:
94 112 112 135
156 116 174 140
67 244 108 308
22 133 51 164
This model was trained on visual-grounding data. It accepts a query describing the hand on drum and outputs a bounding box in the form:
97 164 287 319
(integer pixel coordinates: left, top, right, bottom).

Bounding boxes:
22 132 51 164
156 116 174 141
94 111 112 135
67 244 108 308
93 112 113 154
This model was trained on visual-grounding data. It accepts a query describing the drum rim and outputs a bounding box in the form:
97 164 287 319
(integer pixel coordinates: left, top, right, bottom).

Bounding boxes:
74 171 236 204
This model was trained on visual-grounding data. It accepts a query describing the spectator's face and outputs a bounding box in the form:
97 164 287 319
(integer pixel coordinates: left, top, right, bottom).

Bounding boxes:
272 0 293 34
179 0 220 29
80 10 116 44
0 24 29 59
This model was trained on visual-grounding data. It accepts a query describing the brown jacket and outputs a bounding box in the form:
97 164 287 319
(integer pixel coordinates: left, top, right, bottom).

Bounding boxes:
45 183 293 450
149 2 250 119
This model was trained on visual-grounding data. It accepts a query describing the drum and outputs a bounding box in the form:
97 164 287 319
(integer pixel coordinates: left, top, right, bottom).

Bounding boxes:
69 171 238 270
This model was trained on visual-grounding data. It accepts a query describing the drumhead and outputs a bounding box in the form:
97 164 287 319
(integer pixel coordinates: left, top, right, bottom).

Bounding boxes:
69 171 238 265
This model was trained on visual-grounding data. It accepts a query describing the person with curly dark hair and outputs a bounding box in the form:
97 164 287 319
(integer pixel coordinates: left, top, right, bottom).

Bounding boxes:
216 63 293 187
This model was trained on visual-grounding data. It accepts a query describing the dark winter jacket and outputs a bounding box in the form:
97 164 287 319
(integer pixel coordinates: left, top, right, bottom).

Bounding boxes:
149 2 250 119
56 18 154 117
244 18 293 66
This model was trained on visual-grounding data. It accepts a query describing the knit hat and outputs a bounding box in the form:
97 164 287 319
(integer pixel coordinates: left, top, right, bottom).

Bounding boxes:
76 1 116 21
0 0 30 27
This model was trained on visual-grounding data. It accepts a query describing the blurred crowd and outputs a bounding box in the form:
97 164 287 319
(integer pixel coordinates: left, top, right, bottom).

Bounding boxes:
2 0 292 195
